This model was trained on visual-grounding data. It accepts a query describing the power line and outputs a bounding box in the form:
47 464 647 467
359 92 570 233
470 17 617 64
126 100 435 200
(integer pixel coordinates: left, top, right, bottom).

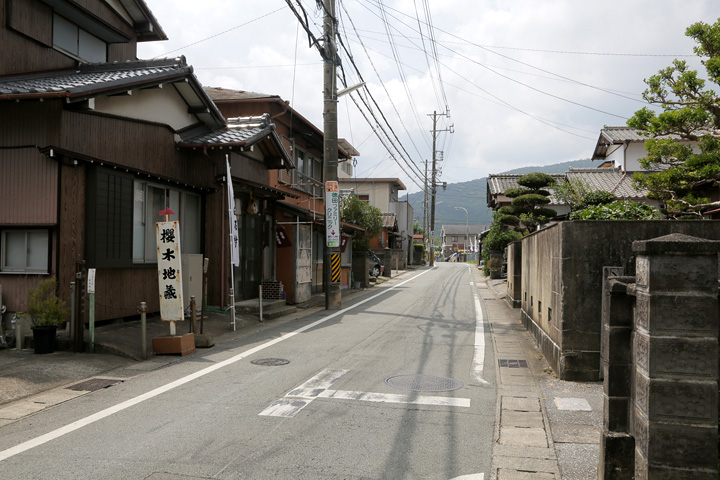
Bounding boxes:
153 7 286 58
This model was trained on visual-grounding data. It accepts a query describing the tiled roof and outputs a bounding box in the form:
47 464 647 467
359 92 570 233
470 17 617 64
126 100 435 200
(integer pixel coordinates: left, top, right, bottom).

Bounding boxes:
566 167 648 199
486 174 566 196
599 126 652 143
442 224 491 235
180 114 274 146
0 57 226 130
204 87 279 101
0 58 190 97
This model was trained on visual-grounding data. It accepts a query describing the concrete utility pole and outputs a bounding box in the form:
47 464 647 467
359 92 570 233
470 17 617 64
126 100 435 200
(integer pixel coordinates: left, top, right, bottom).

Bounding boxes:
323 0 341 309
423 159 428 262
428 111 451 267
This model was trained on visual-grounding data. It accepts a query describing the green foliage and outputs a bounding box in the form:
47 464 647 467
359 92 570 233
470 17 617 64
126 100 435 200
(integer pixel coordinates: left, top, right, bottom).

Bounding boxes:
553 179 594 210
413 220 424 235
569 201 661 220
627 18 720 219
502 172 557 231
517 172 556 190
340 194 383 253
575 190 616 211
27 277 69 327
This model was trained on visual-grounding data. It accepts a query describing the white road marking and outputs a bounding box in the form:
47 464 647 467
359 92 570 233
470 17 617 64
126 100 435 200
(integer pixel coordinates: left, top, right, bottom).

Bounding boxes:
261 369 471 417
450 474 484 480
0 270 432 462
259 368 348 417
470 267 489 386
318 390 470 408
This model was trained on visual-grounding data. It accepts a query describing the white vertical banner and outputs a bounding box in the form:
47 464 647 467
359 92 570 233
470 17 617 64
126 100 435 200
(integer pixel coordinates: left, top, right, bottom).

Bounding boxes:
227 155 240 267
156 221 184 321
325 180 340 247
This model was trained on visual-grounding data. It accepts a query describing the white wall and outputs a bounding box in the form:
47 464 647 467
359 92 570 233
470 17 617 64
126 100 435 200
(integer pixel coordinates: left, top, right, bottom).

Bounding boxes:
94 85 198 131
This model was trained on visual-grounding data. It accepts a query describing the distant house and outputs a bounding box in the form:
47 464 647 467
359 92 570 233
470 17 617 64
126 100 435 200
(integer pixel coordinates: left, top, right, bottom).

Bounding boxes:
338 177 414 265
486 174 569 216
440 224 490 259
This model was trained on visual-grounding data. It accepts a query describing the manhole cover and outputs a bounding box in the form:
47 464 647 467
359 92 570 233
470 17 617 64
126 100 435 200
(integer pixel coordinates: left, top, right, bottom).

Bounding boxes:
66 378 122 392
499 359 528 368
385 374 463 392
251 358 290 366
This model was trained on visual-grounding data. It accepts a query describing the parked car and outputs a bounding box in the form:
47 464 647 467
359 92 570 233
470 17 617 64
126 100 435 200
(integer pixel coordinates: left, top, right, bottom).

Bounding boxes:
369 252 382 277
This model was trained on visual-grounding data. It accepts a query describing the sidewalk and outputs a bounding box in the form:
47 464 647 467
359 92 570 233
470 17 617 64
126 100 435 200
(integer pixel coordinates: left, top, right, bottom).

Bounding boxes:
478 269 602 480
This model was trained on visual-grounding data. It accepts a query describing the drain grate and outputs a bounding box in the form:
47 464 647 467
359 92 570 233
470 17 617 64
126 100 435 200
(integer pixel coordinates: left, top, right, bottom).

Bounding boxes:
251 358 290 366
499 359 528 368
385 374 463 392
66 378 122 392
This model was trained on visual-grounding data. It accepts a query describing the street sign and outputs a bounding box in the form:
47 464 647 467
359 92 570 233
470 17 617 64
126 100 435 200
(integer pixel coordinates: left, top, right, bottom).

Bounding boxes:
87 268 96 294
156 221 184 322
325 181 340 247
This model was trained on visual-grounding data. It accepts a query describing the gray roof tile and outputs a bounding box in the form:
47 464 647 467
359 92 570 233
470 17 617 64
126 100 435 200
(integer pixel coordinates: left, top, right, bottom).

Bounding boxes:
180 114 274 146
0 58 190 97
566 167 648 199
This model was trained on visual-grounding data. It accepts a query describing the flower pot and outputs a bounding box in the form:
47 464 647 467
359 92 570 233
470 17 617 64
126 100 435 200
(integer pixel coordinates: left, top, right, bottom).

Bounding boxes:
32 326 57 354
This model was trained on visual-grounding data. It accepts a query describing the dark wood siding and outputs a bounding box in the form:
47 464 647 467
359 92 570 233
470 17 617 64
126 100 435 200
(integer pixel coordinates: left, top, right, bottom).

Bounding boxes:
6 0 53 46
0 149 58 224
60 111 216 188
85 166 133 268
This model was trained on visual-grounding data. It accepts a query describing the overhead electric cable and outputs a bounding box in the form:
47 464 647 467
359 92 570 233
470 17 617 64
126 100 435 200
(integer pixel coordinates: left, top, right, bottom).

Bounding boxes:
154 7 285 57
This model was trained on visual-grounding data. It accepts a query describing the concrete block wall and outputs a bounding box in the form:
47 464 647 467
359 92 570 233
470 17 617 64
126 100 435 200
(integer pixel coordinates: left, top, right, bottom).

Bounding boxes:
519 220 720 381
261 281 284 300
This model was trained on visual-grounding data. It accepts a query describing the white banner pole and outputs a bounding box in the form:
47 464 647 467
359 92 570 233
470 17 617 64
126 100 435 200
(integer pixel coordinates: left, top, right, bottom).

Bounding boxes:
227 155 238 331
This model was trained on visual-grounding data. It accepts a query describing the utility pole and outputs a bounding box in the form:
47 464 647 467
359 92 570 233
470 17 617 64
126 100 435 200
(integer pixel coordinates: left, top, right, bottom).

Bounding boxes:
323 0 341 309
429 112 437 267
428 111 452 267
423 159 428 263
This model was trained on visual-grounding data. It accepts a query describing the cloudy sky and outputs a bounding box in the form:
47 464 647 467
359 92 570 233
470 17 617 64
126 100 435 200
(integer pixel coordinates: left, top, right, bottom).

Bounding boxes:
139 0 717 194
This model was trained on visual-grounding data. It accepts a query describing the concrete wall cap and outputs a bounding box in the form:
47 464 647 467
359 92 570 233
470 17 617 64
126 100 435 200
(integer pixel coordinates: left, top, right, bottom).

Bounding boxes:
632 233 720 255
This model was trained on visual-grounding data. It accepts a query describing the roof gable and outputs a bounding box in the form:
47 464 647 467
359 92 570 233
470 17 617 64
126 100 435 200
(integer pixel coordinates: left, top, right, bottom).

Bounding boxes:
0 57 225 130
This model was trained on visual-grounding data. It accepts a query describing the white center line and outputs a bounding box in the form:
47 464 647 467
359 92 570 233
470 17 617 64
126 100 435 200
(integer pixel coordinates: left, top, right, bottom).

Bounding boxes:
0 270 433 462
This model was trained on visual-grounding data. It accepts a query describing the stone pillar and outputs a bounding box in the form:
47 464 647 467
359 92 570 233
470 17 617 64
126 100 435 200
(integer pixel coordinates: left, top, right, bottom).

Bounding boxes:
598 274 635 479
506 241 522 308
631 233 719 480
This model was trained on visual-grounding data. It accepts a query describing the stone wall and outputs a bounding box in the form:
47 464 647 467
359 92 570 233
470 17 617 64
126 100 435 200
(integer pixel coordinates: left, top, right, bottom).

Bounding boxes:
519 220 720 381
599 234 719 479
506 241 522 308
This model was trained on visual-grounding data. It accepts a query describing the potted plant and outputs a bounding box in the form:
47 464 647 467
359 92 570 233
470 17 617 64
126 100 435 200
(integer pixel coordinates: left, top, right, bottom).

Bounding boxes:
27 277 68 354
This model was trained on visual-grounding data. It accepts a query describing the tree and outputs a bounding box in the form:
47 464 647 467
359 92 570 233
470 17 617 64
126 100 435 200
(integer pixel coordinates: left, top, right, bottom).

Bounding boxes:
627 18 720 219
499 172 558 232
340 194 383 253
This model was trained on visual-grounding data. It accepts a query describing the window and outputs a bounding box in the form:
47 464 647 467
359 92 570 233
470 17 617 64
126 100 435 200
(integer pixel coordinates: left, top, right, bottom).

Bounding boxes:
53 13 107 62
293 148 322 194
452 236 458 243
133 181 202 263
1 229 49 273
358 194 369 202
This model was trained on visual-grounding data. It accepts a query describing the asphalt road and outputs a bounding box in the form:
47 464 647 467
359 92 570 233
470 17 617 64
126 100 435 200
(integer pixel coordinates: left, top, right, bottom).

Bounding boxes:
0 263 496 479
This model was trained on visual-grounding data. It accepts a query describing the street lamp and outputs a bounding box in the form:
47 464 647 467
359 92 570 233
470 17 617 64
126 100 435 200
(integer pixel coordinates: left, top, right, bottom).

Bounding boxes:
455 206 468 259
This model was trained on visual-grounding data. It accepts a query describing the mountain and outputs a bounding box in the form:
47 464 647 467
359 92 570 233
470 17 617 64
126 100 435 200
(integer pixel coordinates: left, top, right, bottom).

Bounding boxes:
404 158 596 230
